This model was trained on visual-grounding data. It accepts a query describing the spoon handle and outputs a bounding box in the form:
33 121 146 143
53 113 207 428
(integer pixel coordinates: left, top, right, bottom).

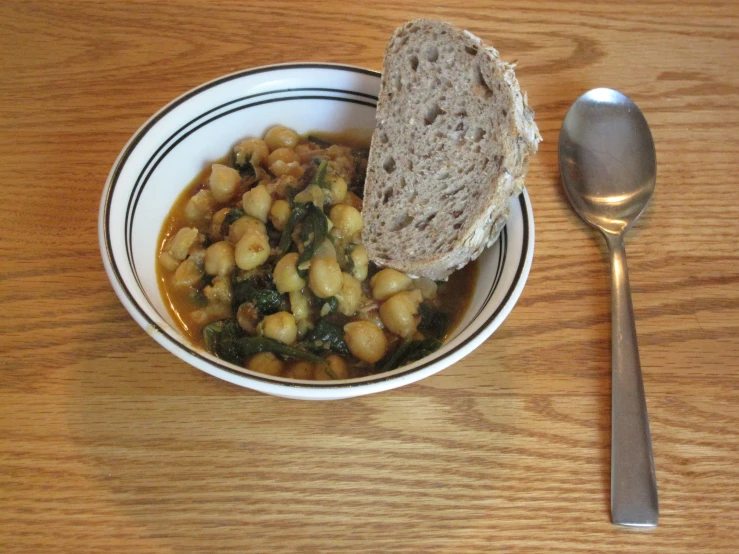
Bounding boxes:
605 233 659 527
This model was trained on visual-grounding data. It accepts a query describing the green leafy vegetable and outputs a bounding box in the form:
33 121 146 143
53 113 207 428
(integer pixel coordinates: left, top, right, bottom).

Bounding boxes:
237 337 325 363
296 203 328 266
417 303 450 340
278 196 328 264
233 281 282 315
375 338 442 373
189 289 207 307
202 319 243 365
304 319 350 356
277 202 309 254
232 267 272 289
309 160 329 189
320 296 339 316
220 207 245 237
232 150 256 179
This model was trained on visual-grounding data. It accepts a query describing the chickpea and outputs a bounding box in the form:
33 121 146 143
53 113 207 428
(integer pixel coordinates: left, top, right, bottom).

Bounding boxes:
248 352 284 376
338 272 362 316
314 354 349 380
158 251 180 272
228 215 266 244
293 184 325 208
242 184 272 223
208 164 241 203
371 268 413 301
210 207 231 241
267 175 299 199
344 321 388 364
269 160 303 179
284 360 314 380
233 138 269 167
326 144 351 160
329 205 363 239
188 246 206 265
267 147 299 167
308 257 343 298
237 302 259 335
261 311 298 345
326 175 347 205
379 289 423 338
349 244 369 281
173 257 203 287
296 317 310 339
204 241 235 277
168 227 200 260
234 230 270 270
357 307 384 329
269 199 291 231
273 253 306 293
185 190 217 224
295 143 320 163
203 275 232 304
342 191 363 211
289 290 310 320
264 125 299 151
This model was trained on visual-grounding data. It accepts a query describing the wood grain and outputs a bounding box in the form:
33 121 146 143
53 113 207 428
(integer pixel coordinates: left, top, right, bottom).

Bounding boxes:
1 1 738 552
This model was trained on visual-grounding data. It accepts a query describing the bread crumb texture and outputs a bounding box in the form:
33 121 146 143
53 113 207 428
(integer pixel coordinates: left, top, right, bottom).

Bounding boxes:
362 19 541 280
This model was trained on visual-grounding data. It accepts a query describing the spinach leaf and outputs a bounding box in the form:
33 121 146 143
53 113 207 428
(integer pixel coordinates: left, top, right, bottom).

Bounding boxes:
303 319 350 356
310 160 329 189
231 150 256 179
278 201 309 254
232 267 273 289
189 288 207 307
233 281 282 315
320 296 339 316
202 319 243 365
417 303 450 340
296 203 328 266
237 337 325 364
375 338 442 374
220 207 244 237
278 194 328 262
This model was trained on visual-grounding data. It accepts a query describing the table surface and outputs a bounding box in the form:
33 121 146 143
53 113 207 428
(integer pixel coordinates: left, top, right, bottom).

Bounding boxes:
2 1 738 552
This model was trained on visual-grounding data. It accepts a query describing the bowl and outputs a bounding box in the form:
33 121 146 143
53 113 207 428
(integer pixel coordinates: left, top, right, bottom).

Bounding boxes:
99 63 534 400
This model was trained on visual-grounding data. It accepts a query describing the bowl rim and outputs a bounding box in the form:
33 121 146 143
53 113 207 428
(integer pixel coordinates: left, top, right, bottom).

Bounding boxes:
99 62 534 395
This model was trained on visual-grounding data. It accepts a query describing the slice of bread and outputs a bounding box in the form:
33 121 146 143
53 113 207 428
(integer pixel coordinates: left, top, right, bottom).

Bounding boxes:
362 19 541 280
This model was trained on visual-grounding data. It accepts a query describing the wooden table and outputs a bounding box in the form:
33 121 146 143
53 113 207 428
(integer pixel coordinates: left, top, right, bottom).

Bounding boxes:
2 1 737 551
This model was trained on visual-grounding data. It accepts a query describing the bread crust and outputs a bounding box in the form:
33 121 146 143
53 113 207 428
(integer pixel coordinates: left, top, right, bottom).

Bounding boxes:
362 19 541 280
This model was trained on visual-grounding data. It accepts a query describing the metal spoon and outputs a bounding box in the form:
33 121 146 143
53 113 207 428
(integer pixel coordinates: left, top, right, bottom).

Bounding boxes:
558 88 658 527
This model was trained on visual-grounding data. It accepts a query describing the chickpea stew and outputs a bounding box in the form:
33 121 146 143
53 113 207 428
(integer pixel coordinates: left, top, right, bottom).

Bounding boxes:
157 126 477 381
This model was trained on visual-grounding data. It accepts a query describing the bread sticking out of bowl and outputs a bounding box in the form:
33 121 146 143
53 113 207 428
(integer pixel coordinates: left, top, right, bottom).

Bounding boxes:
362 19 541 281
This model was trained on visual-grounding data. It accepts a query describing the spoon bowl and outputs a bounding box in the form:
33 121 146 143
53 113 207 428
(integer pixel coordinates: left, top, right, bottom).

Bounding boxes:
560 88 656 235
559 88 659 527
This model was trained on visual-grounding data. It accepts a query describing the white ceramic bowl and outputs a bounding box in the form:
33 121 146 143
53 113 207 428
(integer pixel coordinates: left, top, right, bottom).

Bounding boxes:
99 63 534 400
